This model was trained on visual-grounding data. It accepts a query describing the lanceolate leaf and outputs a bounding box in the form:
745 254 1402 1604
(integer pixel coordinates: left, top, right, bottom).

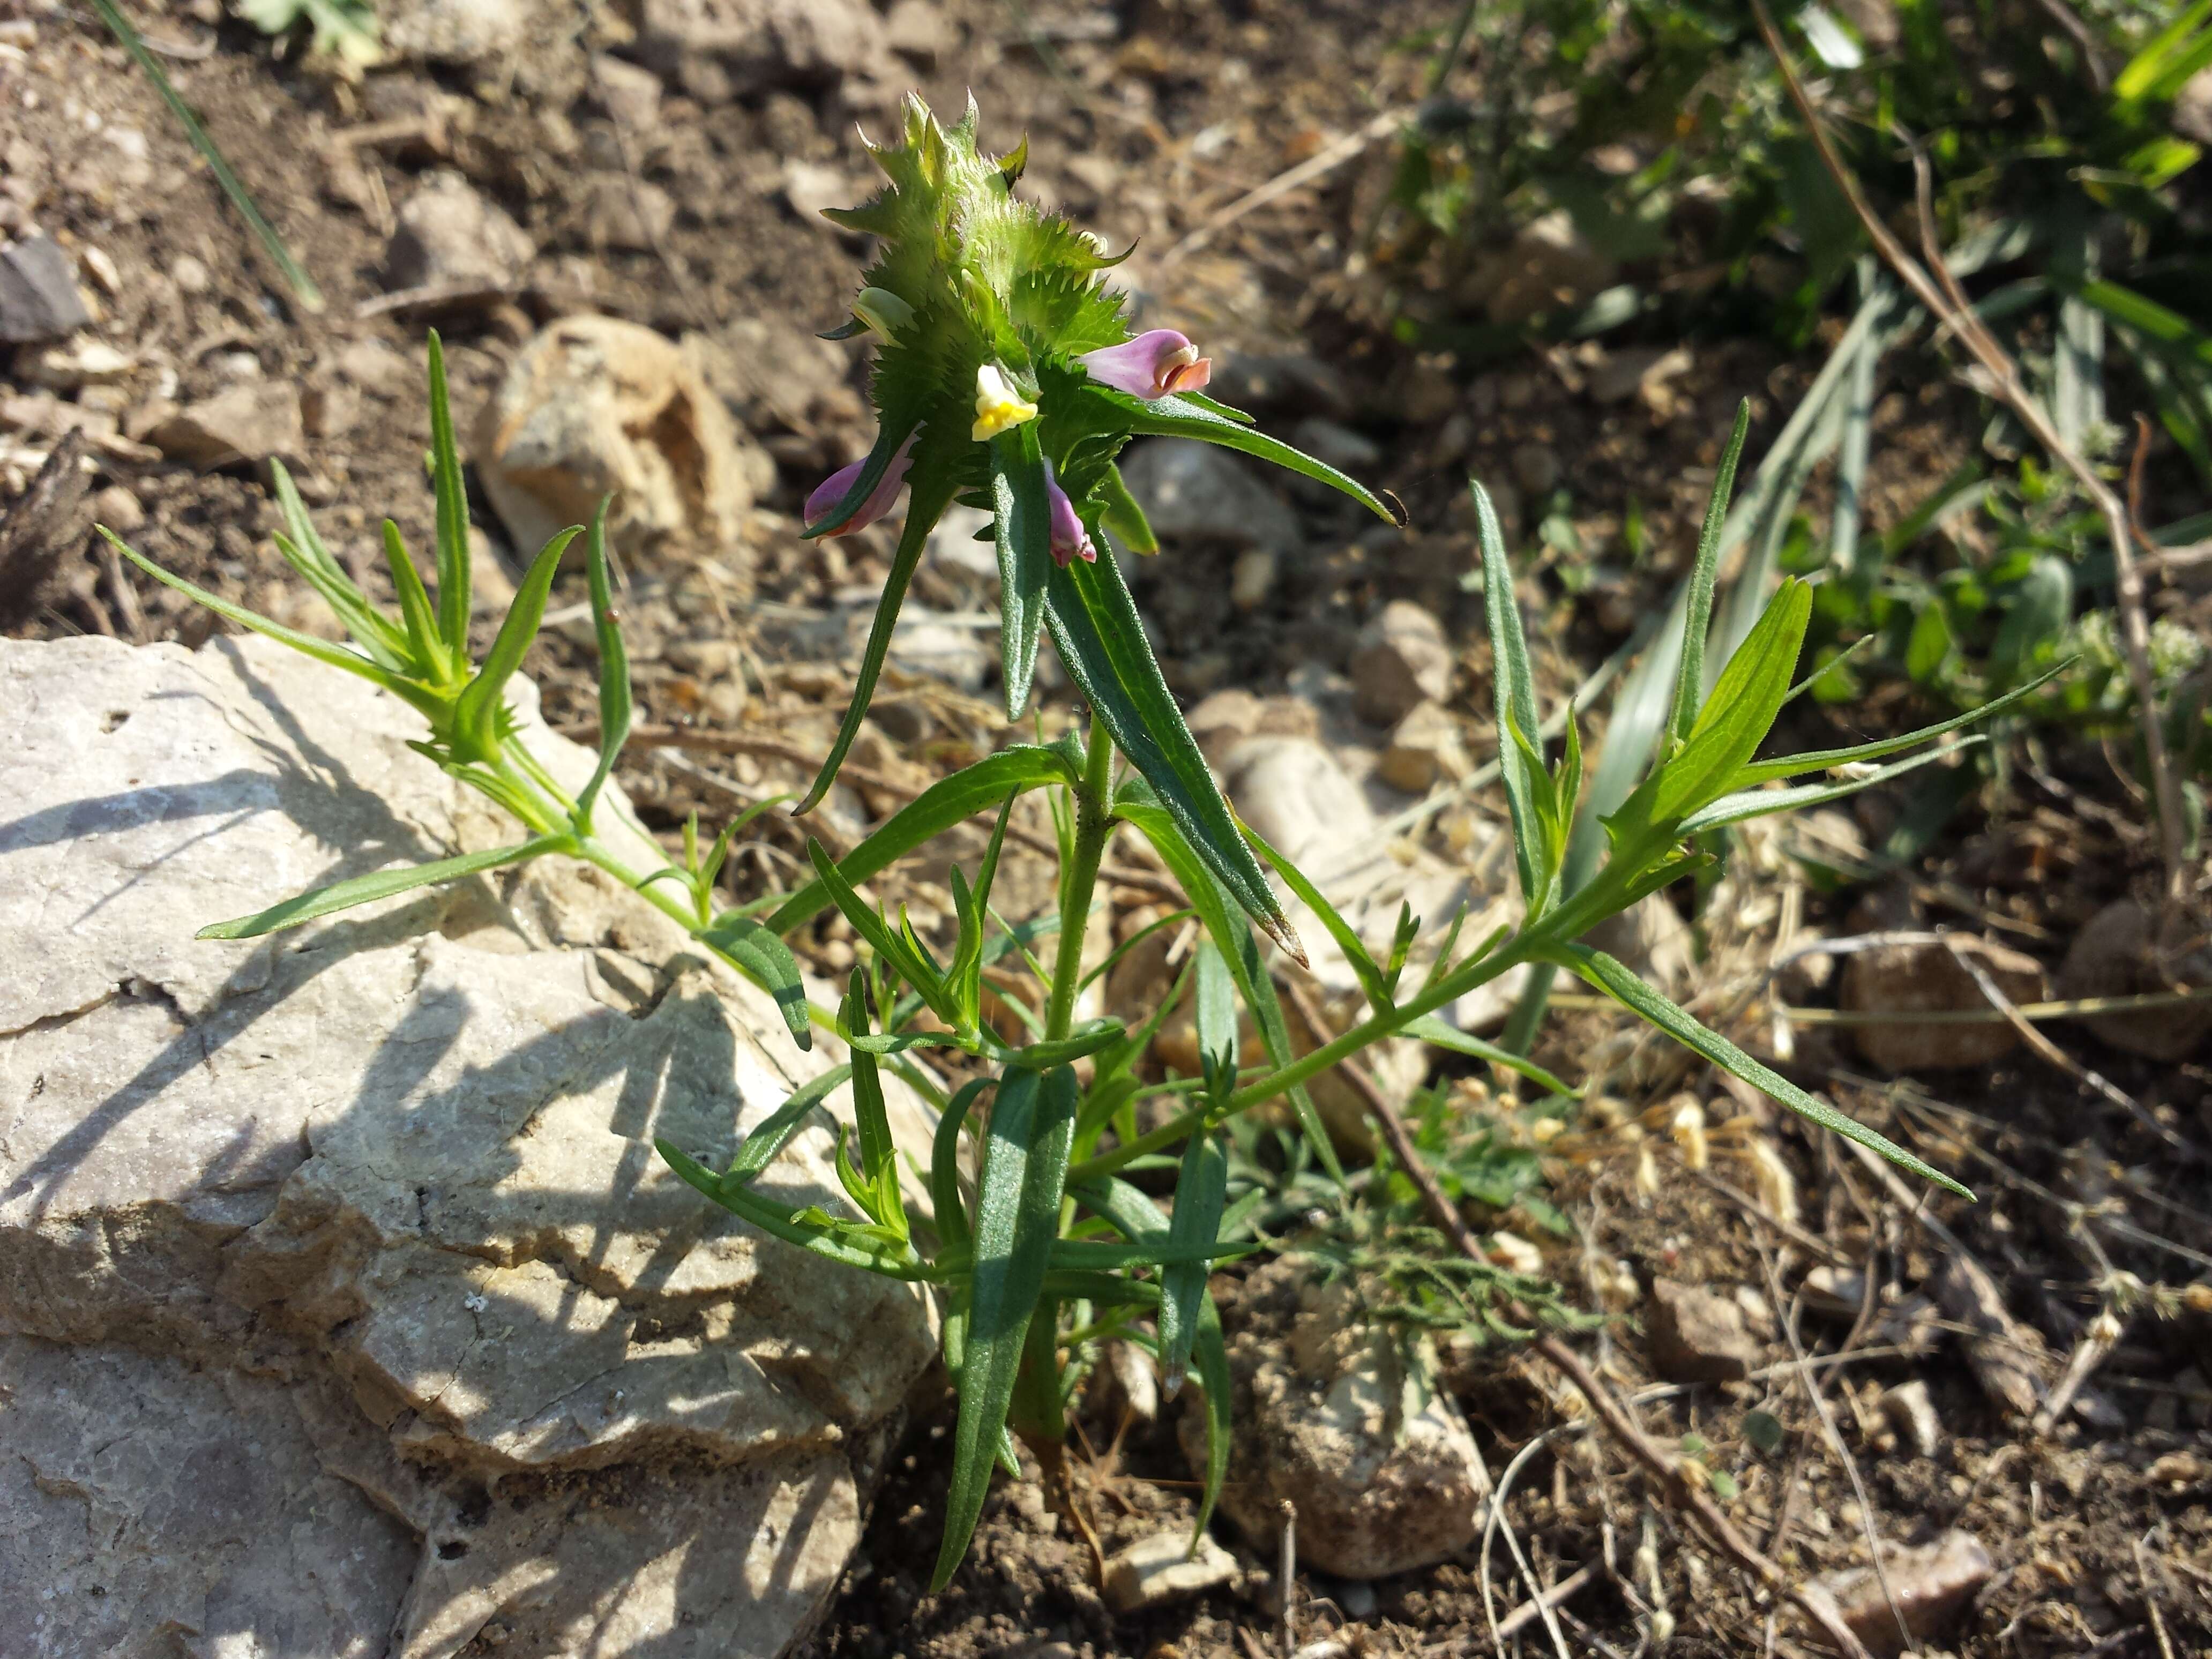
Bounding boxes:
803 840 952 1020
575 497 631 830
1678 741 1983 835
1726 664 2067 789
197 835 566 939
797 470 958 814
1474 480 1545 909
1401 1015 1578 1097
656 1139 935 1278
1159 1127 1227 1394
380 520 446 683
843 975 909 1239
771 742 1083 935
1103 387 1401 525
934 1065 1080 1591
991 423 1054 720
727 1064 854 1184
1045 548 1297 956
453 527 580 760
270 460 406 670
1554 944 1970 1198
700 914 811 1049
1669 400 1752 745
424 332 473 660
930 1078 992 1252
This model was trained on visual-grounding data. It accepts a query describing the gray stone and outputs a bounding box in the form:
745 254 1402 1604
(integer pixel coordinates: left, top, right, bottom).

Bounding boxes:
1647 1279 1760 1383
1181 1260 1486 1579
637 0 894 102
0 233 91 343
1101 1530 1239 1612
0 634 940 1657
386 170 534 292
1349 599 1451 727
1118 438 1303 554
1376 699 1470 795
146 382 304 469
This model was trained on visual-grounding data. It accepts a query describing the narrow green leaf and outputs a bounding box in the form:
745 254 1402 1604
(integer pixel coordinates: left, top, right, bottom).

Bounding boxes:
1159 1127 1227 1394
425 332 472 659
1677 741 1982 835
1727 663 2066 788
198 834 565 939
1669 400 1752 744
1190 1286 1231 1541
795 471 958 814
1194 940 1238 1069
930 1078 992 1253
103 530 436 715
575 497 631 831
771 743 1083 936
1553 945 1970 1198
933 1065 1080 1591
380 520 447 683
1046 548 1298 958
656 1138 934 1279
1106 390 1400 524
1047 1235 1246 1271
699 913 811 1050
1003 1020 1129 1070
803 840 952 1021
1242 820 1391 1015
452 527 580 759
1118 789 1343 1183
1474 479 1545 908
990 423 1053 721
843 974 909 1240
1097 461 1158 555
725 1065 853 1184
269 461 407 670
1401 1015 1578 1096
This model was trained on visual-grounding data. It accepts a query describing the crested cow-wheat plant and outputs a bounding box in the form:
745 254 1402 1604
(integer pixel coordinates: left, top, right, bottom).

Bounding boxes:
109 96 2054 1588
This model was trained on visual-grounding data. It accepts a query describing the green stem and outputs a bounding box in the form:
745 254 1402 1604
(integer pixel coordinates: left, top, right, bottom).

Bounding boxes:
1043 721 1114 1043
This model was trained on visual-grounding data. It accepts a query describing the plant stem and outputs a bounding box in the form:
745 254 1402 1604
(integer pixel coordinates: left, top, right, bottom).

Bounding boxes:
1044 720 1115 1043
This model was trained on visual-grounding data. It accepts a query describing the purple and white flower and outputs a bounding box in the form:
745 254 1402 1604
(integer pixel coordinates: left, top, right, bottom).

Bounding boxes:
1076 329 1212 400
805 432 916 535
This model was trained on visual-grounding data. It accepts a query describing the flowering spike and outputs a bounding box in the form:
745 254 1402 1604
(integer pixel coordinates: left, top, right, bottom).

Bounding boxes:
1077 330 1213 400
806 434 916 536
973 363 1039 442
1043 460 1096 568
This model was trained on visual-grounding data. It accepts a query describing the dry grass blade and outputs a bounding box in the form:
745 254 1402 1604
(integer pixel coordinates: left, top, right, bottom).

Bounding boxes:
1748 0 2189 902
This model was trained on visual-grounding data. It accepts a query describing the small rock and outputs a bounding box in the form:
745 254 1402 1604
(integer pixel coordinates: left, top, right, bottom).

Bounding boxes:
1509 442 1561 495
2056 896 2212 1061
1587 345 1692 410
1880 1379 1941 1458
1839 932 2044 1071
146 383 304 469
783 159 860 225
381 0 530 64
1466 210 1617 326
1100 1530 1238 1613
1647 1279 1760 1383
1118 438 1302 554
1230 548 1276 611
91 484 144 535
385 170 533 292
1809 1530 1993 1659
579 172 676 252
173 255 212 295
1349 599 1452 727
1098 1338 1158 1426
27 336 133 390
588 52 663 128
1376 700 1470 795
1801 1265 1869 1321
639 0 894 103
1333 1579 1379 1621
883 0 953 63
474 315 765 561
80 245 123 297
0 234 92 343
1291 416 1382 475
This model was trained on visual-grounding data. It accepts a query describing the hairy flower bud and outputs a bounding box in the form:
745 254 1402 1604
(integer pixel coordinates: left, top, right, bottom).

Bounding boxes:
1077 329 1212 399
806 432 916 535
972 363 1039 440
1043 459 1095 567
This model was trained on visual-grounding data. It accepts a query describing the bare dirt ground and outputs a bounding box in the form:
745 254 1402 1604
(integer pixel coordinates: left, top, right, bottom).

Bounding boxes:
4 1 2209 1655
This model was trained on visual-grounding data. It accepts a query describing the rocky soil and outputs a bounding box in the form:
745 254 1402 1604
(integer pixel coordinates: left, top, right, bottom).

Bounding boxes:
3 1 2210 1657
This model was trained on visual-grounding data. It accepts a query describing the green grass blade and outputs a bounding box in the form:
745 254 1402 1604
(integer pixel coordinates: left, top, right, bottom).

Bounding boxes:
770 743 1082 935
575 497 631 829
1553 944 1970 1198
725 1064 854 1185
452 526 580 758
990 424 1053 721
198 834 564 939
1189 1288 1232 1541
87 0 323 311
380 520 447 682
933 1064 1080 1590
1473 478 1545 908
1159 1127 1227 1394
699 914 811 1050
1671 400 1752 743
1727 662 2066 788
424 333 473 658
795 470 958 813
1047 545 1297 957
103 529 432 712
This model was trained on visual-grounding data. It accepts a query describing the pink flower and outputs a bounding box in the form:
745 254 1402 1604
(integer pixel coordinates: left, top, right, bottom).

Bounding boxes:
805 433 916 535
1075 330 1212 400
1044 460 1095 568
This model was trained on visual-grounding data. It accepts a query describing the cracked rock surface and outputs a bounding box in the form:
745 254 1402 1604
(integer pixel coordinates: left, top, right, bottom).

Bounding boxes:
0 634 939 1658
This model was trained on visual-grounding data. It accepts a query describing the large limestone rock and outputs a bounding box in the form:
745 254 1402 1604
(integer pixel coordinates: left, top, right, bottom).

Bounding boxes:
0 634 939 1657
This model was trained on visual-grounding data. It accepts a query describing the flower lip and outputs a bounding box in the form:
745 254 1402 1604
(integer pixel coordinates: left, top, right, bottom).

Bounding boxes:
1076 329 1213 400
806 432 916 536
1043 459 1096 568
972 362 1040 442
